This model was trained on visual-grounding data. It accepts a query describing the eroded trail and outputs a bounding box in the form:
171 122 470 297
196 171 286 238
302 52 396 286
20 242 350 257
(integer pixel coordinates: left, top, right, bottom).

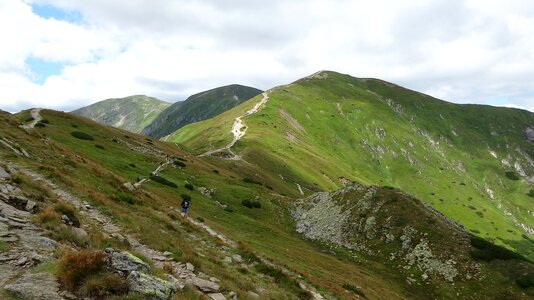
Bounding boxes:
20 108 42 130
200 92 269 160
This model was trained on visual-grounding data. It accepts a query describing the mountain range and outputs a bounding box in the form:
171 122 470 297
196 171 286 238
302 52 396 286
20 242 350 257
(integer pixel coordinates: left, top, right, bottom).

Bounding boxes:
0 71 532 300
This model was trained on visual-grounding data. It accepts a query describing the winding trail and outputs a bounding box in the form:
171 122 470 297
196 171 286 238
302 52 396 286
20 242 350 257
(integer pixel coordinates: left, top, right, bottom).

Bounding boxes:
134 156 174 188
21 108 42 130
199 92 269 160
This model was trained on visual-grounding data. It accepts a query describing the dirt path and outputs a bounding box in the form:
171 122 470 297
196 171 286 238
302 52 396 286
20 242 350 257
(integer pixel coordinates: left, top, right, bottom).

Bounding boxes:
200 92 269 160
20 108 42 130
134 156 174 188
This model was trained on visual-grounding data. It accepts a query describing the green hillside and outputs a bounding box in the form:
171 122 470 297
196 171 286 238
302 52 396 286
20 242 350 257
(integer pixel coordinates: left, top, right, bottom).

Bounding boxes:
142 84 262 138
72 95 171 133
170 71 534 260
0 97 532 299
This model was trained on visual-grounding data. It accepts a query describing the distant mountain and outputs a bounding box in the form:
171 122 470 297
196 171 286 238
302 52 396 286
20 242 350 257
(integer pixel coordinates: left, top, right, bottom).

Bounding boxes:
72 95 170 133
142 84 262 138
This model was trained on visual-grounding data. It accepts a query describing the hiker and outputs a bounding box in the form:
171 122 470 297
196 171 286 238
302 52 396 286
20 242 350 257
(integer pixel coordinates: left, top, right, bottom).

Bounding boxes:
181 196 190 217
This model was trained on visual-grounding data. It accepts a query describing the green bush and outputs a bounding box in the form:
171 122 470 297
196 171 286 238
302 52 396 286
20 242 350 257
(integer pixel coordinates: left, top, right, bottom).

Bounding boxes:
25 116 35 122
71 131 94 141
196 217 204 223
95 144 105 150
174 160 186 167
181 194 191 201
224 206 234 213
505 171 520 180
243 177 262 185
71 124 78 128
149 175 177 188
254 263 311 298
528 189 534 198
115 193 135 205
34 122 46 128
242 199 261 209
184 183 194 190
11 176 22 184
39 119 49 124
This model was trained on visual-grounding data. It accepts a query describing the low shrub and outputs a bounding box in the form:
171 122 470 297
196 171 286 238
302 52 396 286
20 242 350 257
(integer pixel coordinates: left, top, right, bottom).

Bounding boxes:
223 206 234 213
128 163 136 168
149 175 177 188
243 177 262 185
184 183 194 190
36 207 61 228
505 171 520 180
71 131 94 141
342 283 366 297
95 144 105 150
39 119 49 124
174 161 186 167
34 122 46 128
528 189 534 198
196 217 204 223
11 176 22 184
80 272 129 297
25 116 35 122
57 250 106 290
254 263 310 298
71 124 78 128
115 193 135 205
242 199 261 209
181 194 191 201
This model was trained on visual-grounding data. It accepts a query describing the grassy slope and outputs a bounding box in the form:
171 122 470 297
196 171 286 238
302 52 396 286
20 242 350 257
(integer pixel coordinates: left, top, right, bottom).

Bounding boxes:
143 84 262 139
171 71 534 260
2 110 407 299
72 95 171 133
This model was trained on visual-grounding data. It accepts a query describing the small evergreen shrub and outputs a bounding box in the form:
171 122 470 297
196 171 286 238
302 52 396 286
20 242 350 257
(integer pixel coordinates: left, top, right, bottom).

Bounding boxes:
181 194 191 201
115 193 135 205
505 171 520 180
11 176 22 184
149 175 177 188
242 199 261 209
71 131 94 141
39 119 49 124
243 177 262 185
528 189 534 198
174 160 186 167
196 217 204 223
71 124 78 128
184 183 194 190
95 144 105 150
34 122 46 128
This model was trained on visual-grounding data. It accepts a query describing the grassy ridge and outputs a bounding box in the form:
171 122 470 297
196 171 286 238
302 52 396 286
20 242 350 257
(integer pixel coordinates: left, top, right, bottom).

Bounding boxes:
171 71 534 260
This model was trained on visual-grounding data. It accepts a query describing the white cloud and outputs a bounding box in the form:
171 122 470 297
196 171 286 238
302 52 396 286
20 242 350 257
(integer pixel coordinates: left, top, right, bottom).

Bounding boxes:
1 0 534 112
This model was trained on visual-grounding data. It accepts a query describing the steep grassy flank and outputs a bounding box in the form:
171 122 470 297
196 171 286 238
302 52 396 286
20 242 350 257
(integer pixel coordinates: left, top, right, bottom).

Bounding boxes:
143 84 262 138
171 71 534 260
72 95 171 133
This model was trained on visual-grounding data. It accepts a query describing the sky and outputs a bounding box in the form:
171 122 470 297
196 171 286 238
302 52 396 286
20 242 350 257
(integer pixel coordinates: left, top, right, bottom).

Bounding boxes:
1 0 534 113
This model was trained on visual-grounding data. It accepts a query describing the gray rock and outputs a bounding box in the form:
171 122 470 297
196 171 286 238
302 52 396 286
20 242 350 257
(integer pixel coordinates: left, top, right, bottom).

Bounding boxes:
0 231 18 242
127 271 175 300
208 293 227 300
123 182 135 191
165 274 185 290
71 227 89 240
231 254 243 263
228 291 237 300
526 127 534 142
247 291 260 298
0 166 9 179
223 256 232 264
4 272 64 300
25 199 38 213
186 262 195 271
105 248 149 276
189 277 220 293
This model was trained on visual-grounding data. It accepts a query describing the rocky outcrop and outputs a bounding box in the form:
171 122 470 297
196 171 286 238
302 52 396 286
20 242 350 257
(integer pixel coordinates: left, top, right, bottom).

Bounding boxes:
105 248 150 276
4 272 64 300
525 127 534 142
127 271 176 300
293 183 478 283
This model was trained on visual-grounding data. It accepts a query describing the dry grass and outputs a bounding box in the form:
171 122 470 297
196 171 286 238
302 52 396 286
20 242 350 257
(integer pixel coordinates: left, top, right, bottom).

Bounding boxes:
57 249 106 290
35 207 61 228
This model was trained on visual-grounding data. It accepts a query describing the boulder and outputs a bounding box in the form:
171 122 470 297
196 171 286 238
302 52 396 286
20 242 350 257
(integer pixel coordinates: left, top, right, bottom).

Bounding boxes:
0 166 9 179
105 248 149 276
4 272 64 300
127 271 175 300
247 291 260 298
25 199 38 213
123 182 135 191
188 277 221 293
186 262 195 271
208 293 227 300
165 274 185 290
231 254 243 263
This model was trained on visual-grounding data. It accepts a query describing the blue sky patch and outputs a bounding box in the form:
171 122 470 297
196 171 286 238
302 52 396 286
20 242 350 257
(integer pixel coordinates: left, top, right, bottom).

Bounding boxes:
26 57 64 84
32 3 82 23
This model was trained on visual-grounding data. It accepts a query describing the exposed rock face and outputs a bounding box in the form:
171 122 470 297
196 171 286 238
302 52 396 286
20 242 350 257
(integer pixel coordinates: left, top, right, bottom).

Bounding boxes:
127 271 176 300
525 127 534 142
292 183 477 283
105 248 150 276
4 272 64 300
